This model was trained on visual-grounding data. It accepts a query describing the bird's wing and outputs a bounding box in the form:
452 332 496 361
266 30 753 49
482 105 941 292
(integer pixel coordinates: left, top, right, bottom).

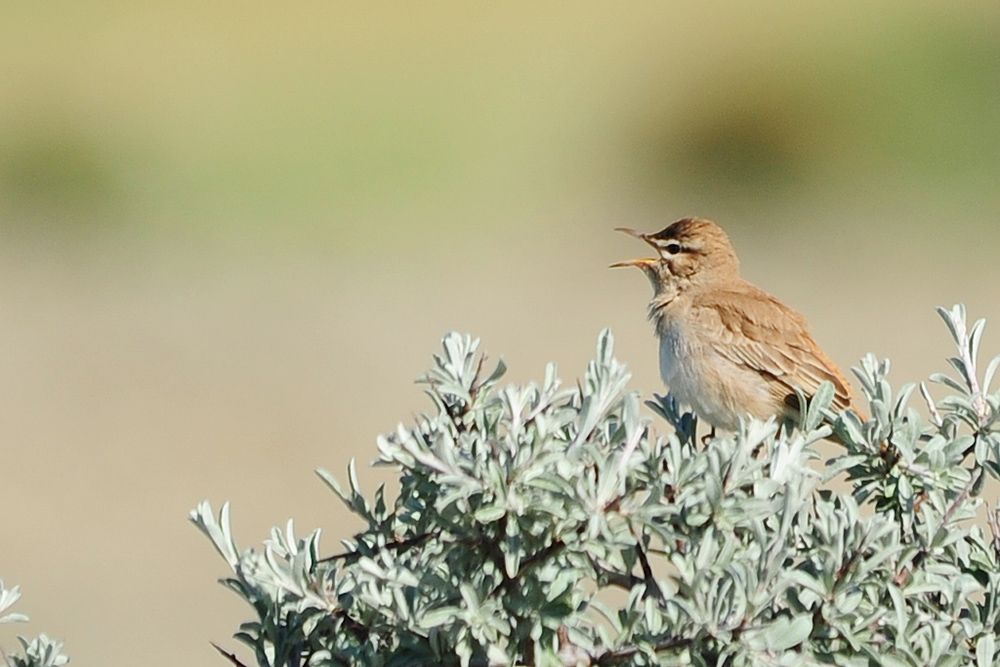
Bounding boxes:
692 286 857 413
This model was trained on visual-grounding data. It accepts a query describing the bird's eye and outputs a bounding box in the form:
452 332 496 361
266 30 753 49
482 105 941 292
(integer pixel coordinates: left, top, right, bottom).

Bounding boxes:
665 242 682 255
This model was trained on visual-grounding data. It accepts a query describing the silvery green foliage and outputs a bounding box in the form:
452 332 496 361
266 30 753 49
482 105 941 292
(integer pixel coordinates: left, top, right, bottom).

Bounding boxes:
193 304 1000 667
0 580 69 667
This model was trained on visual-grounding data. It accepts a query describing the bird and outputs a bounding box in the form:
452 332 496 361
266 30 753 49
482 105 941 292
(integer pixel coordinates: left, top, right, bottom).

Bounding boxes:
612 216 859 433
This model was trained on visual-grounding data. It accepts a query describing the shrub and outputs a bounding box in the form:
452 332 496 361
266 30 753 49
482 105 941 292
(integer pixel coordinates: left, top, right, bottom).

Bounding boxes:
0 580 68 667
193 304 1000 666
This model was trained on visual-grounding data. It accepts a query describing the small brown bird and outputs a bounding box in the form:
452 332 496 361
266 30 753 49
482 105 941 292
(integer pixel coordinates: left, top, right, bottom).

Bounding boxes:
613 217 859 432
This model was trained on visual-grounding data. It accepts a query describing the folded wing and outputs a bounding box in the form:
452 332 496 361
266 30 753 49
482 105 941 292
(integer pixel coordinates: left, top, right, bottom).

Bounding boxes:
693 285 858 414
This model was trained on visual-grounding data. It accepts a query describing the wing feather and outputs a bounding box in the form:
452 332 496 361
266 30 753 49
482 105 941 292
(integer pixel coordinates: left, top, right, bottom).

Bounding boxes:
691 285 857 413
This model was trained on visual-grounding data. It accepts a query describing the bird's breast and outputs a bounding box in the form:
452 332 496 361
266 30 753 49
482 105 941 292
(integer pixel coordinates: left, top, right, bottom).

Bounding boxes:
656 318 700 401
654 310 779 431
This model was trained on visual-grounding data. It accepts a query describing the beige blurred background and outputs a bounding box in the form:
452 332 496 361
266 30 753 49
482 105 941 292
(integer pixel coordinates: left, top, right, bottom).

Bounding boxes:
1 2 999 665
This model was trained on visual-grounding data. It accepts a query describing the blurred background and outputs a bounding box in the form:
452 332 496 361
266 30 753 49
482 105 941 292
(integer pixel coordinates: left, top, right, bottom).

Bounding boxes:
1 2 998 665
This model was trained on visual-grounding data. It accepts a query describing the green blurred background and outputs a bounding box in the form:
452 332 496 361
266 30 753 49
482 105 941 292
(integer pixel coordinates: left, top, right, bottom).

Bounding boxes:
1 2 998 665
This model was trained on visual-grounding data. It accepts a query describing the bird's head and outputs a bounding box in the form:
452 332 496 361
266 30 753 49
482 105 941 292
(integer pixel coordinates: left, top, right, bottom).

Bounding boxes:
613 217 740 287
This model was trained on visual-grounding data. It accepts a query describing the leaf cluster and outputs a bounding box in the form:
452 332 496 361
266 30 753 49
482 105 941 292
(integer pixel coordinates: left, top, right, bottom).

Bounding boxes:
0 579 69 667
193 304 1000 667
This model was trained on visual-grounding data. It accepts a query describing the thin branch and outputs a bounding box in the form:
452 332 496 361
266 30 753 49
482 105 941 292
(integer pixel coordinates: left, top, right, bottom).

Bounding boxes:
488 539 569 600
628 521 664 601
940 468 981 529
896 468 981 586
989 504 1000 560
320 530 439 563
589 557 644 590
211 643 252 667
468 353 487 400
595 636 695 666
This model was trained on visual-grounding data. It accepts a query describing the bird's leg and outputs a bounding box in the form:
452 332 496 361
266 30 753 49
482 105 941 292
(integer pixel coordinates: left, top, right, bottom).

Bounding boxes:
700 426 716 446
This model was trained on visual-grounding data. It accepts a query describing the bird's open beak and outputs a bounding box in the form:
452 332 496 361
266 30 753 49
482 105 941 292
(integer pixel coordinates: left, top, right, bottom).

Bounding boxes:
609 257 656 269
611 227 659 269
615 227 647 239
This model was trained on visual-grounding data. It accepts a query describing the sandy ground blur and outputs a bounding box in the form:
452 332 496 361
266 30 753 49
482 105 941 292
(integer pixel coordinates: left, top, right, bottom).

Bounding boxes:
1 3 999 667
